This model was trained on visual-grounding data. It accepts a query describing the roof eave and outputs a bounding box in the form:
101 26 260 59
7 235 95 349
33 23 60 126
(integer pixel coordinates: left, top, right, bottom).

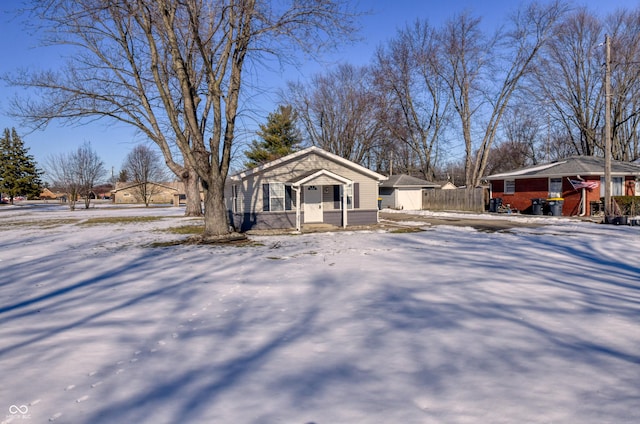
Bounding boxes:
231 146 388 181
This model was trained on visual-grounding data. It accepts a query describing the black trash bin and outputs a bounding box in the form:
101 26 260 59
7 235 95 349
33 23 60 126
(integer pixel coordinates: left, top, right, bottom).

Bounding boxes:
546 198 564 216
531 198 544 215
490 197 503 213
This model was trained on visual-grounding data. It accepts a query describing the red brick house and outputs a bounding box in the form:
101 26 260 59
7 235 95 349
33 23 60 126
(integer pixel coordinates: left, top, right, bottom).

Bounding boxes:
485 156 640 216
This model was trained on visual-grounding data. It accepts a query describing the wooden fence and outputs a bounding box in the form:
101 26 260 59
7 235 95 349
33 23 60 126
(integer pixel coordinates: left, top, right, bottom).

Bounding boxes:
422 188 487 212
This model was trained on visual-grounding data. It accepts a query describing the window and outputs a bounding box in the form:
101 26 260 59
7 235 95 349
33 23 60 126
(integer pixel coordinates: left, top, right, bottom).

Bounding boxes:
613 177 623 196
549 178 562 198
600 177 624 197
270 183 285 211
262 183 293 211
333 183 359 209
231 185 239 213
505 180 515 194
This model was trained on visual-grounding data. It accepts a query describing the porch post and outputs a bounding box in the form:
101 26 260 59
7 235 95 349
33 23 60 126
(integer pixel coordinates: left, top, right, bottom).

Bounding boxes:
342 184 348 228
294 185 301 232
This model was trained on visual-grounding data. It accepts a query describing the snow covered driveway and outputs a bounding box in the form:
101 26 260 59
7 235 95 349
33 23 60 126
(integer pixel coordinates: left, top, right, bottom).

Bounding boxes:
1 205 639 423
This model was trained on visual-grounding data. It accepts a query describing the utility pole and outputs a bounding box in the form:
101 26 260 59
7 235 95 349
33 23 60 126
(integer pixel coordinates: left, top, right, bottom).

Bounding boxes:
604 34 612 219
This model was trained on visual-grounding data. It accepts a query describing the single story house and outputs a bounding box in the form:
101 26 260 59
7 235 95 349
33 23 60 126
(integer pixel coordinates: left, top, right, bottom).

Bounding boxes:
226 146 388 231
112 181 183 204
39 188 65 200
485 156 640 216
379 174 440 210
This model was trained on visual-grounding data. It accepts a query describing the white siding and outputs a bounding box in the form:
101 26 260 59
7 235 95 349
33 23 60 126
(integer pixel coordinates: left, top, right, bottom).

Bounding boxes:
235 151 381 212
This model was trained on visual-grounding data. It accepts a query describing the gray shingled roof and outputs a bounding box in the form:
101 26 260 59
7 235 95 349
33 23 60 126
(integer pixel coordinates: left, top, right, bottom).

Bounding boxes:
485 156 640 180
380 174 440 188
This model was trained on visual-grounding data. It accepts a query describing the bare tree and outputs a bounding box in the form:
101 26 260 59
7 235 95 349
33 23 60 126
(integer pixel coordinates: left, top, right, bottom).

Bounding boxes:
438 2 566 187
528 6 640 162
123 144 170 207
501 104 544 165
607 8 640 161
530 8 604 157
287 63 382 164
372 20 450 180
46 142 106 210
46 153 81 210
484 141 535 176
7 0 357 239
437 12 489 187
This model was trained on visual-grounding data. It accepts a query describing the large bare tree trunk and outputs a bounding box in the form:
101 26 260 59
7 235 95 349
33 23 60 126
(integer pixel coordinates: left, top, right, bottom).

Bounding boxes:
202 175 230 239
183 167 202 217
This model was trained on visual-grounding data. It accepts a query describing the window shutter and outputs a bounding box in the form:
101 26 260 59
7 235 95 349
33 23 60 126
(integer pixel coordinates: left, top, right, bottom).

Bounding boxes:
285 185 292 210
354 183 360 208
333 185 341 209
262 184 269 211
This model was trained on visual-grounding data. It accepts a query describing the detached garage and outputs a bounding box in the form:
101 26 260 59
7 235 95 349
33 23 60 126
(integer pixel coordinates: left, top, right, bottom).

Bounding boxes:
379 174 440 210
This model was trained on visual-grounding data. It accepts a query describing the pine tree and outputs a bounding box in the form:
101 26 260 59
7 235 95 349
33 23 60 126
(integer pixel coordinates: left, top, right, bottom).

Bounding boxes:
118 169 129 182
0 128 42 204
244 105 302 168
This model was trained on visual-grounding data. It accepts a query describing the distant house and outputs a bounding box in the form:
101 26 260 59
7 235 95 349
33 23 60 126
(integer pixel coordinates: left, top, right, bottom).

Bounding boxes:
39 188 65 201
226 146 387 232
485 156 640 216
438 181 458 190
379 174 440 210
92 184 114 200
111 181 183 204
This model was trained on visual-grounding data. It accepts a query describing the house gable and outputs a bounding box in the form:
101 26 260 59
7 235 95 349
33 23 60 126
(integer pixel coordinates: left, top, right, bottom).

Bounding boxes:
230 148 385 213
289 169 353 187
233 146 386 182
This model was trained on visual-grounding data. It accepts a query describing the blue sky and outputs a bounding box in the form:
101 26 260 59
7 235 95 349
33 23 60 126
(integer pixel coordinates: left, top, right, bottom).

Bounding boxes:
1 0 638 178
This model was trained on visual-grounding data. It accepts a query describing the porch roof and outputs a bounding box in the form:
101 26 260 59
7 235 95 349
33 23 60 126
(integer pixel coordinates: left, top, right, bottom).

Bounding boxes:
288 169 353 187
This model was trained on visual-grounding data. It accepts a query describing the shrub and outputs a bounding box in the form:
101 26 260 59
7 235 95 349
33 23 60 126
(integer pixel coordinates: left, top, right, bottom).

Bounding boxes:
611 196 640 216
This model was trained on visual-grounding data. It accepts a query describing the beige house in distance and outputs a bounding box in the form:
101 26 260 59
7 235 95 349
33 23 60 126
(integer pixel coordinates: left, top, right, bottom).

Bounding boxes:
226 146 387 232
112 181 184 204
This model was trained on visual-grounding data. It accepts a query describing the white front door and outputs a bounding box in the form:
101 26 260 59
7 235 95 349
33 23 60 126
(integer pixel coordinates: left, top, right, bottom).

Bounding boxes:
304 185 323 223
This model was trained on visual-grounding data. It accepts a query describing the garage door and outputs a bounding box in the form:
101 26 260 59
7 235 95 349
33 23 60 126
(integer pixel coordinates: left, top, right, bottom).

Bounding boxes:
396 189 422 210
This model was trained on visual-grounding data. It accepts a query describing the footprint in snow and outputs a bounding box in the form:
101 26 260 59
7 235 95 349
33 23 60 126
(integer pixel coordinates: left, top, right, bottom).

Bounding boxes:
49 412 62 421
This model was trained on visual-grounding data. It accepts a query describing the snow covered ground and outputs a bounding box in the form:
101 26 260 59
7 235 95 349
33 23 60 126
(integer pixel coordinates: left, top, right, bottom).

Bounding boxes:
1 203 639 423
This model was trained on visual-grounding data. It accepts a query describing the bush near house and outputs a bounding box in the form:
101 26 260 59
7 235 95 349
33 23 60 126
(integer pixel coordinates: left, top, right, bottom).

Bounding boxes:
611 196 640 216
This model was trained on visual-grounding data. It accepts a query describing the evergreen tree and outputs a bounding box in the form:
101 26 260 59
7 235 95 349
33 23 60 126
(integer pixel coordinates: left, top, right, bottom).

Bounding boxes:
118 169 129 182
0 128 42 204
244 105 302 168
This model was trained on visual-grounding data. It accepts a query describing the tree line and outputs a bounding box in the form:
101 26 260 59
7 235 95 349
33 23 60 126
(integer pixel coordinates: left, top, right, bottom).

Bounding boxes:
6 1 639 239
0 126 170 209
280 2 640 187
6 0 356 239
